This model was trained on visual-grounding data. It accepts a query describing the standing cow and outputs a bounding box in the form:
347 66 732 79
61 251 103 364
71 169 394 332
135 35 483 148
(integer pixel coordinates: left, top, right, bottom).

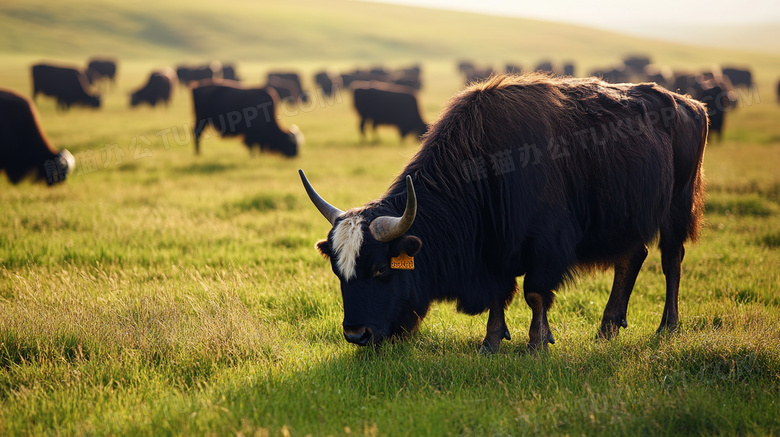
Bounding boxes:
351 81 427 142
32 64 100 110
177 62 222 86
721 67 752 88
301 74 707 352
314 71 343 97
192 82 302 157
86 57 117 84
266 72 308 103
1 89 75 185
130 69 177 107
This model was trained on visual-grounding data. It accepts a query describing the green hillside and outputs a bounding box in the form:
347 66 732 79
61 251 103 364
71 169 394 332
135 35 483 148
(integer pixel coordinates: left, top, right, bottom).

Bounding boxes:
2 0 779 74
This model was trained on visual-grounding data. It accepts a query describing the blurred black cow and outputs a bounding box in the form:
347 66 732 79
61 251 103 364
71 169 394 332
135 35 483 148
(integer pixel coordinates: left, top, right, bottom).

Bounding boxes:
351 81 427 141
192 82 303 157
130 68 177 107
0 89 75 185
32 64 100 110
267 72 308 103
505 63 523 74
458 61 494 84
777 79 780 104
177 62 221 86
222 64 240 81
314 70 343 97
722 67 752 88
623 55 651 73
86 58 117 84
697 78 735 142
562 62 576 77
534 60 556 74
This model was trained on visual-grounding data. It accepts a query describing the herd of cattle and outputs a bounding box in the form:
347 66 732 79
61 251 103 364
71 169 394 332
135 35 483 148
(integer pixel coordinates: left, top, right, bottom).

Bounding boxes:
0 54 775 188
461 55 755 142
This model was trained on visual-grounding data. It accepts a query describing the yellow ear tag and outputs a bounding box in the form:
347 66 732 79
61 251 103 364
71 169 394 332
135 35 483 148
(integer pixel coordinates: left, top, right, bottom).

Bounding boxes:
390 251 415 270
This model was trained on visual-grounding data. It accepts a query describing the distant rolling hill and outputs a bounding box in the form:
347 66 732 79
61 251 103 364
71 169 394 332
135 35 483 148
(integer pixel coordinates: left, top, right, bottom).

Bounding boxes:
1 0 779 82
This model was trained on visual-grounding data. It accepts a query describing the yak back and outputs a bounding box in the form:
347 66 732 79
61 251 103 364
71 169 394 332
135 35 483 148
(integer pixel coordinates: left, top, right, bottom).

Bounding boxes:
381 74 707 284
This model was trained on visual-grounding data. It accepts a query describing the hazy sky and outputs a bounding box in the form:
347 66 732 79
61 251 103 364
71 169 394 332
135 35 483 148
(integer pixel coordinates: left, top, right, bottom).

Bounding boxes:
363 0 780 29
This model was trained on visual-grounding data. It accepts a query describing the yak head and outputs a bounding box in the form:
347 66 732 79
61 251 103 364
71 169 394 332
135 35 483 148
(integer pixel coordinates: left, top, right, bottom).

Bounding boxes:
300 170 423 346
42 149 76 185
276 124 303 158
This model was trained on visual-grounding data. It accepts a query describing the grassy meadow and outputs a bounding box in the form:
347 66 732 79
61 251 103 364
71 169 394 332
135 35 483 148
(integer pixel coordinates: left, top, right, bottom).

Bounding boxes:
2 1 780 435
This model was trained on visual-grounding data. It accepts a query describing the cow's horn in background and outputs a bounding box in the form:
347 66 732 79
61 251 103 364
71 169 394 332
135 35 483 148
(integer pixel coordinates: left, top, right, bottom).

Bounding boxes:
299 169 343 226
370 175 417 242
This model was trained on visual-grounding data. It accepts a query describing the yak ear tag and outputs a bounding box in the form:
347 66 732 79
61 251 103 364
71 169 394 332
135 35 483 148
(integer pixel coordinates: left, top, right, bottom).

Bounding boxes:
390 250 415 270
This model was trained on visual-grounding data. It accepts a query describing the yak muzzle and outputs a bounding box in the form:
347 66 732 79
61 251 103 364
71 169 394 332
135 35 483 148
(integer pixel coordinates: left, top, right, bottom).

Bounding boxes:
343 325 373 346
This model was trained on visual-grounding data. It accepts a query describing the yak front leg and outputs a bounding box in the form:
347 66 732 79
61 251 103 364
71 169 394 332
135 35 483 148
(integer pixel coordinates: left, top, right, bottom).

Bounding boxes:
480 299 512 354
525 290 555 351
599 245 648 339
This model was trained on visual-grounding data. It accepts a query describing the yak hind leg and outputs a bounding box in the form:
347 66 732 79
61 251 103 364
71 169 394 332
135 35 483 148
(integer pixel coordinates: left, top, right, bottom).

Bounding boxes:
479 283 515 354
598 244 648 339
658 245 685 334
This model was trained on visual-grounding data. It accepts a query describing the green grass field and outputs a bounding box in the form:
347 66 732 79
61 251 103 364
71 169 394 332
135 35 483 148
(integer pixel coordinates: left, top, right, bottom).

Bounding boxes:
1 1 780 435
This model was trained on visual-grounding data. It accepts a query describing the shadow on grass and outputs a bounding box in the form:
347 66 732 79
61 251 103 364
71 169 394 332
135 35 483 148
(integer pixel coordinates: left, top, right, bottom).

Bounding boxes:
175 162 239 175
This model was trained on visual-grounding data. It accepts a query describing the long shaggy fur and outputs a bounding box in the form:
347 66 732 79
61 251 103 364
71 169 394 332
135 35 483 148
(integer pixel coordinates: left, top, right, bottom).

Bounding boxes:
368 73 707 315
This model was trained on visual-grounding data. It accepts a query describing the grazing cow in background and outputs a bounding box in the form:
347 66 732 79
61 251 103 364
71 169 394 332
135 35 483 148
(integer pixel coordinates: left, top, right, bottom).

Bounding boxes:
341 65 422 90
721 67 752 88
563 62 576 77
589 66 629 84
130 68 177 107
623 55 651 73
351 81 427 142
301 74 707 353
85 58 117 84
266 76 303 103
222 64 239 81
0 89 75 185
177 62 222 86
458 61 494 84
191 82 302 157
643 65 674 89
534 60 556 74
314 71 343 97
267 72 308 103
505 64 523 74
32 64 100 110
696 77 735 142
777 79 780 104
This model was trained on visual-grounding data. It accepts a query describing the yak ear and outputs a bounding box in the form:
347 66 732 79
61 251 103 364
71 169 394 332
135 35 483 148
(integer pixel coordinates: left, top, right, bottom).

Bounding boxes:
397 235 422 257
316 239 332 259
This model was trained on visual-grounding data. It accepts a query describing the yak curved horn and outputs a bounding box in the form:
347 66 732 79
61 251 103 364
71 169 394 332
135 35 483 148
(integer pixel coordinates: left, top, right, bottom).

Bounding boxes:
370 175 417 242
299 169 344 225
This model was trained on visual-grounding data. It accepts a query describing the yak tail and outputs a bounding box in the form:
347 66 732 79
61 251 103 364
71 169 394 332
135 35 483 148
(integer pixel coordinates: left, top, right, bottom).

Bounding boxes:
662 96 708 251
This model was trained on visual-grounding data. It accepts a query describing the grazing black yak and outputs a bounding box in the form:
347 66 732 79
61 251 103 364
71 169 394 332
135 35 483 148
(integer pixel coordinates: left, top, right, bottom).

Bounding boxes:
130 68 177 107
31 64 100 110
192 82 302 157
86 58 117 84
301 74 708 352
1 89 75 185
351 81 427 141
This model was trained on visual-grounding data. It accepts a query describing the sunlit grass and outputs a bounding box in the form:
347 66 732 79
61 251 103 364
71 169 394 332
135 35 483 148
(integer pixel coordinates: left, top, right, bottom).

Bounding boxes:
1 2 780 434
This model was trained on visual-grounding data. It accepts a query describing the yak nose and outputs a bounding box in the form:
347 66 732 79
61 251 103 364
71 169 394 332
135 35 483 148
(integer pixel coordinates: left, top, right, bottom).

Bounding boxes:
343 325 373 346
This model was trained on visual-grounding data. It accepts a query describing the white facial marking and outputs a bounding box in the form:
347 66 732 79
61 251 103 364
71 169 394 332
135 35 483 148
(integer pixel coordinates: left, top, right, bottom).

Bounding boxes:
332 215 364 281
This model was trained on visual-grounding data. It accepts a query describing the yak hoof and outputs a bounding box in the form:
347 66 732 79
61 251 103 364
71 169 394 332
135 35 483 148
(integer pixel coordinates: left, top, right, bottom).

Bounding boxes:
479 344 498 355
